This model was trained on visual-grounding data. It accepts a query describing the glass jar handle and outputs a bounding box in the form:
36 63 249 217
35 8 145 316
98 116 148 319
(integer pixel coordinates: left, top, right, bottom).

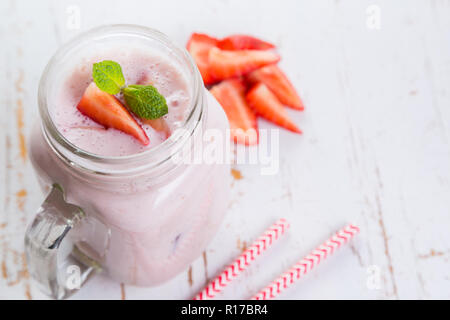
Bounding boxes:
25 184 103 299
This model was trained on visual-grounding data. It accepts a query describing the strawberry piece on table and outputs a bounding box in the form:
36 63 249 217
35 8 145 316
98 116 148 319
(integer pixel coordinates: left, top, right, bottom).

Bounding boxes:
210 79 258 145
247 65 304 110
246 83 301 134
186 33 219 85
218 35 275 51
77 82 150 145
208 47 280 80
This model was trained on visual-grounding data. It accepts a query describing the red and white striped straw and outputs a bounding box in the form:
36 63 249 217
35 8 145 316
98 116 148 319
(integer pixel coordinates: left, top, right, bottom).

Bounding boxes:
194 218 290 300
251 224 360 300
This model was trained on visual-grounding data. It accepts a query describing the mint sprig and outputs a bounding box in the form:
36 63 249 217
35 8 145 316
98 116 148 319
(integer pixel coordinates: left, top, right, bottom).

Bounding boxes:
92 60 168 119
93 60 125 95
123 85 168 119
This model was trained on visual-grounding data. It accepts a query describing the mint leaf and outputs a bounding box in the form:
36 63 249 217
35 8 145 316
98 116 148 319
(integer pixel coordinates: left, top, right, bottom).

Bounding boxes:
92 60 125 95
123 85 168 120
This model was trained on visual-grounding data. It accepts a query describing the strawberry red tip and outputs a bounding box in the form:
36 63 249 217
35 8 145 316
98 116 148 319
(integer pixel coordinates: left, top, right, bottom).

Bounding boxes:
246 82 301 134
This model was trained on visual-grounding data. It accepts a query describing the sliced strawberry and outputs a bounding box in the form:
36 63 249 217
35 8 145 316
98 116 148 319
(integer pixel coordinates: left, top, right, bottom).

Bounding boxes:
246 83 301 134
142 118 171 139
209 47 280 80
186 33 219 85
247 65 304 110
218 35 275 51
77 83 150 145
210 79 258 145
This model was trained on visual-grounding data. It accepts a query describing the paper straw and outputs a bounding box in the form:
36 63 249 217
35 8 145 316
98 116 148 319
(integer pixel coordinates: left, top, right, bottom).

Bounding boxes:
194 218 290 300
251 224 360 300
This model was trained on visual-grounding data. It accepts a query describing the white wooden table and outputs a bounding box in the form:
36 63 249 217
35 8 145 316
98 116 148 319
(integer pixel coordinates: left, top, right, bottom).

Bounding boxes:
1 0 449 300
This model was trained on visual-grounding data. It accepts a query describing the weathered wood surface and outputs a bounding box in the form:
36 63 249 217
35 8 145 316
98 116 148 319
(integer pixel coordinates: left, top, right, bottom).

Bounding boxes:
0 0 449 299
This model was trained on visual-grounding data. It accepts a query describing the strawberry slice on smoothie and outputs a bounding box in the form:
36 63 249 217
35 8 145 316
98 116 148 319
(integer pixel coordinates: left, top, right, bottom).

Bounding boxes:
247 65 304 110
246 83 301 134
142 118 171 139
210 79 258 145
186 33 219 85
77 82 150 145
218 35 275 51
208 47 280 80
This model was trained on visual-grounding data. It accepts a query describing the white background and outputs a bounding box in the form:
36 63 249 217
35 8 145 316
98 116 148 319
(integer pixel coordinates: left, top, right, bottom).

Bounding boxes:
0 0 449 299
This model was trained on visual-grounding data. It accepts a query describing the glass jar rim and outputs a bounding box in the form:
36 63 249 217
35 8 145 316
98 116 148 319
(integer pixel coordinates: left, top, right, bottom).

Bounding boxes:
38 24 204 176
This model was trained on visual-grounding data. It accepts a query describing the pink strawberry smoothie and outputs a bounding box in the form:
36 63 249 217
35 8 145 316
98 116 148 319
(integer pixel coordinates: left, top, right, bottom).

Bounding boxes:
28 27 230 289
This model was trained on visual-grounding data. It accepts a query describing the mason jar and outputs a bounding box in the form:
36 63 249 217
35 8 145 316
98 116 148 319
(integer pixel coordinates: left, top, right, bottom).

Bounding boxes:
25 25 230 299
